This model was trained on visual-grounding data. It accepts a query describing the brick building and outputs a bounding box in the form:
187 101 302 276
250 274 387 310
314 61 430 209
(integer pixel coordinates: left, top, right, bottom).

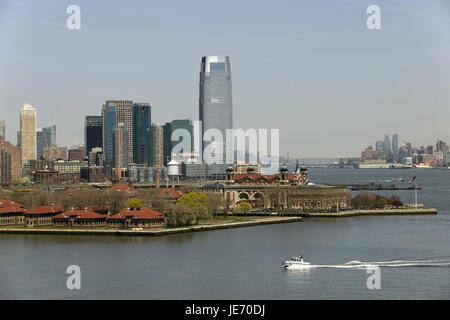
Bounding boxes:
52 208 106 228
0 200 25 226
24 205 64 227
108 207 165 230
0 137 22 183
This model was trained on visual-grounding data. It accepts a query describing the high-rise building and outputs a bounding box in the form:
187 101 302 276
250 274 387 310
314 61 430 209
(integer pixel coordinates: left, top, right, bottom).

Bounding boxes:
103 100 134 164
132 103 151 165
0 120 5 140
102 105 117 166
436 139 448 165
84 116 102 155
0 137 21 182
36 125 56 159
20 104 37 165
375 141 384 152
383 134 391 162
149 124 164 167
113 123 128 169
392 134 399 161
199 56 233 164
163 119 194 165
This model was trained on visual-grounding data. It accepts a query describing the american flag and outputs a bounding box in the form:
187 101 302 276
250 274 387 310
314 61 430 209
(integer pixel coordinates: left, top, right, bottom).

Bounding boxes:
409 176 416 184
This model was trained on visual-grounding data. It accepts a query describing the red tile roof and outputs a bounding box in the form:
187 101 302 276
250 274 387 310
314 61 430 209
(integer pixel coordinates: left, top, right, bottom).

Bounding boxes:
0 200 24 208
0 200 25 213
53 209 106 219
109 207 163 220
155 188 183 198
111 184 136 194
25 205 64 215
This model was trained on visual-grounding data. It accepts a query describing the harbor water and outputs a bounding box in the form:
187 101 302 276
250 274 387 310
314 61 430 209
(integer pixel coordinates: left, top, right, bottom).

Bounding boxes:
1 168 449 299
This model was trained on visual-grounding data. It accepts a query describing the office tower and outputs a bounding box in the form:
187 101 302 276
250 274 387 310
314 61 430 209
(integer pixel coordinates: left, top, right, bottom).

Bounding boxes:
102 105 117 166
199 56 233 164
163 119 194 165
36 125 56 159
0 120 5 140
436 139 447 153
84 116 102 155
103 100 134 164
36 129 44 159
375 141 384 152
425 145 433 155
392 134 399 161
113 123 128 169
0 137 21 182
149 124 164 167
132 103 151 165
383 134 391 161
20 104 37 165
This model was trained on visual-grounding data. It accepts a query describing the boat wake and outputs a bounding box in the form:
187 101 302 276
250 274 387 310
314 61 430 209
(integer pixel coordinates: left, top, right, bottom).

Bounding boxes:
298 259 450 270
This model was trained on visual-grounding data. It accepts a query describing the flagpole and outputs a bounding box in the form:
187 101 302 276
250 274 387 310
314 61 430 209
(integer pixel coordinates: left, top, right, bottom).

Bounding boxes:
415 180 417 210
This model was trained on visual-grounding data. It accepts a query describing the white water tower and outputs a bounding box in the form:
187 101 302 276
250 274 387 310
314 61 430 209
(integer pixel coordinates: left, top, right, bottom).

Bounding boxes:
167 158 179 187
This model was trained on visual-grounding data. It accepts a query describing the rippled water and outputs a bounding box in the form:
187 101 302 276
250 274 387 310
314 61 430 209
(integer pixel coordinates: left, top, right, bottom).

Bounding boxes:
1 168 449 299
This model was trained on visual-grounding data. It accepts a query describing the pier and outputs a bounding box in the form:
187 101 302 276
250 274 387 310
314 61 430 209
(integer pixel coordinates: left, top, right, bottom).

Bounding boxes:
327 183 421 191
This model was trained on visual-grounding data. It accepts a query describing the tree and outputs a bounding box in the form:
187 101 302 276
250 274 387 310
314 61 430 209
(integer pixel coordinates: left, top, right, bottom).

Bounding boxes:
126 198 143 209
236 201 252 214
207 193 224 218
388 195 403 208
177 192 210 209
174 192 212 224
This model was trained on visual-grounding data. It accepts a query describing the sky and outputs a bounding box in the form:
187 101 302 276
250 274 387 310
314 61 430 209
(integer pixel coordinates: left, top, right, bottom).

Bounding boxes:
1 0 450 157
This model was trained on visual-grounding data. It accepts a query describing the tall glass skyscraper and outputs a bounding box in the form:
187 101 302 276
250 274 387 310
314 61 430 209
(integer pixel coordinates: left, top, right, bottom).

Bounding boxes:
84 116 102 155
392 134 399 161
102 105 117 166
132 103 151 165
199 56 233 164
103 100 134 164
36 125 56 159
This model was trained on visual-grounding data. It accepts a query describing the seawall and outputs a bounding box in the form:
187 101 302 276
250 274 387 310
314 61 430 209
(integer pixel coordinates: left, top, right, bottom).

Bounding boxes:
302 208 437 218
0 216 302 237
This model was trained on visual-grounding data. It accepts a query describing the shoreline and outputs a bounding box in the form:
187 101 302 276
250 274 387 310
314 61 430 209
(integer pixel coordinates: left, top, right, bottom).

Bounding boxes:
302 208 437 217
0 208 437 236
0 216 302 237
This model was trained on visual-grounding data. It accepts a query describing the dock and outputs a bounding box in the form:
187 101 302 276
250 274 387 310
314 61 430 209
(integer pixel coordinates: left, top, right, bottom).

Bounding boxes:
327 183 421 191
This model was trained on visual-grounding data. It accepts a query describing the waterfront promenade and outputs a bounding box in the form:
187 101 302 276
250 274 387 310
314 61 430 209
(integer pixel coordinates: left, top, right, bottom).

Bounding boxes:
0 216 302 236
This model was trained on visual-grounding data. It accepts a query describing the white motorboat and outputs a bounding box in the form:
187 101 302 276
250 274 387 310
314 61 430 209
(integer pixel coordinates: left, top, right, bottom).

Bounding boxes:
282 255 312 269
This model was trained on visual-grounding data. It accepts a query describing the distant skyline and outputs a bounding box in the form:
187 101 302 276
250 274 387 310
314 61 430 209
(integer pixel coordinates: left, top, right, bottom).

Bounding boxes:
1 0 450 157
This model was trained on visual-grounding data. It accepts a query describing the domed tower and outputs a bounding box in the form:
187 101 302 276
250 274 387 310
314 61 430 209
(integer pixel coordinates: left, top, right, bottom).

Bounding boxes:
280 165 289 180
226 166 234 180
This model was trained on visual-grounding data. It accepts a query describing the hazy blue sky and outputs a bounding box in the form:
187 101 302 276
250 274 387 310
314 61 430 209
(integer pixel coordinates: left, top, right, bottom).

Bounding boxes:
1 0 450 157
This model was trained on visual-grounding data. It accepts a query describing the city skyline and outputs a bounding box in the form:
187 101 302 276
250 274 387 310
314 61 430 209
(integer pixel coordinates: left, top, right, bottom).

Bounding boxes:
1 1 450 157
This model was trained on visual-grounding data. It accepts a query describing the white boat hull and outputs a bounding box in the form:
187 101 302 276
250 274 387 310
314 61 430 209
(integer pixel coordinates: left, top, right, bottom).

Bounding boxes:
282 261 312 269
